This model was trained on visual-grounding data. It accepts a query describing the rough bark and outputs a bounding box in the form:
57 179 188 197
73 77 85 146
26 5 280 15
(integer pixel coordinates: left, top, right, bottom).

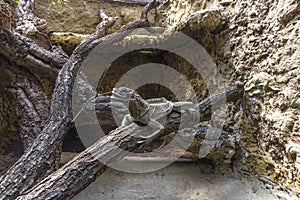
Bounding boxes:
11 82 243 199
15 0 51 50
0 1 52 149
16 122 232 199
78 81 244 127
0 1 161 199
2 63 50 150
16 124 142 200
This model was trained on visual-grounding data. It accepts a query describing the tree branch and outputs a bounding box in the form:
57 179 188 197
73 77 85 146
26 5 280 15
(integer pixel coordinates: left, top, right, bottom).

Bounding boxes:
16 0 51 50
0 29 67 70
0 1 159 199
197 82 244 121
2 64 50 150
17 122 232 199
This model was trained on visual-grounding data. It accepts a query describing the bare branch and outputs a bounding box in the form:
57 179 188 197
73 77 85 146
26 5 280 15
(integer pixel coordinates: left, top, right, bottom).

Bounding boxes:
197 82 244 121
141 0 161 19
0 1 159 198
17 122 232 199
0 29 67 71
16 0 51 50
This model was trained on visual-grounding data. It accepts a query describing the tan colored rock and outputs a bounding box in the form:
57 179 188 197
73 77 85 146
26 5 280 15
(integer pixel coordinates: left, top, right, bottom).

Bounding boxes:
155 0 300 193
34 0 145 34
49 32 87 54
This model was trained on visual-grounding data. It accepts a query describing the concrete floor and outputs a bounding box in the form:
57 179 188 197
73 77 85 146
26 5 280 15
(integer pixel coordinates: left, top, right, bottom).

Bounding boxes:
73 161 297 200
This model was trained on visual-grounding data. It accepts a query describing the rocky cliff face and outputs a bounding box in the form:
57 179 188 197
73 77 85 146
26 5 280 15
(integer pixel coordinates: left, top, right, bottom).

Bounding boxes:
2 0 297 194
34 1 156 54
154 0 299 192
34 0 146 34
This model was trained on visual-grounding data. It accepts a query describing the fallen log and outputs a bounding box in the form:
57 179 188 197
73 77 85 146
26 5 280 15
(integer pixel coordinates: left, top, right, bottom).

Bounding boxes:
16 122 234 199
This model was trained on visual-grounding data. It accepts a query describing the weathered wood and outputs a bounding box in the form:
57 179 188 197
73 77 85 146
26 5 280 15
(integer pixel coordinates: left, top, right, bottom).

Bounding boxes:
0 29 67 73
71 82 242 159
0 21 115 200
16 0 51 50
0 1 160 199
197 82 244 121
1 61 50 150
0 1 68 87
16 122 232 199
16 124 138 200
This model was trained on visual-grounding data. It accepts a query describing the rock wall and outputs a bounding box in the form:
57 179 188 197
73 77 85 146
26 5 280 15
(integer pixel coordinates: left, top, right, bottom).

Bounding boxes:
34 0 156 53
155 0 299 193
34 0 147 34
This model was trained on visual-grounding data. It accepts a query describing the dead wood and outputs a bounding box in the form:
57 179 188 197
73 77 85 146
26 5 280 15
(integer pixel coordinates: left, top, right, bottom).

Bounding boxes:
16 122 232 199
0 1 161 199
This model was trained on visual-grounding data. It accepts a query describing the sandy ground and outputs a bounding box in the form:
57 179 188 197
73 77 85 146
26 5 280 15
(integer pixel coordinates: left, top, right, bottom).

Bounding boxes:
73 161 298 200
0 154 298 199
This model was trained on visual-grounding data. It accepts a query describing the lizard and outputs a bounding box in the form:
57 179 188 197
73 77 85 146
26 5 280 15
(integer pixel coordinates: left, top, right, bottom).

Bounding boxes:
73 82 243 157
111 87 198 144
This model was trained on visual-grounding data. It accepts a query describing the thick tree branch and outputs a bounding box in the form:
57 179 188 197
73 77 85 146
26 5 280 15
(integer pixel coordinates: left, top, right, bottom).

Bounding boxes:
3 65 50 150
16 0 51 50
16 124 138 200
0 29 67 70
17 122 231 199
0 1 160 199
197 82 244 121
0 1 68 86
